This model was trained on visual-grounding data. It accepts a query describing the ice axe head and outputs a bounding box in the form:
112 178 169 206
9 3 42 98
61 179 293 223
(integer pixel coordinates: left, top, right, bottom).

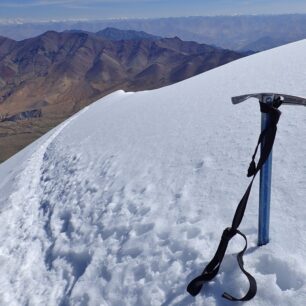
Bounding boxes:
231 93 306 107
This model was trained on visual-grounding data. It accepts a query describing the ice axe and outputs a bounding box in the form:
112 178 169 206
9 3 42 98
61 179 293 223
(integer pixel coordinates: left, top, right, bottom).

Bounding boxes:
232 93 306 246
187 92 306 301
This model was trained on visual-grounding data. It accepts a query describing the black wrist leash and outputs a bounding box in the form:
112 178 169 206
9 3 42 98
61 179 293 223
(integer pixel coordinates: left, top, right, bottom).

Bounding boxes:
187 101 281 301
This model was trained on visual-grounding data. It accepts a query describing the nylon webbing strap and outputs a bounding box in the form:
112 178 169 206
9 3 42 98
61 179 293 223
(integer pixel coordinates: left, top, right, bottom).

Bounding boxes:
187 102 281 301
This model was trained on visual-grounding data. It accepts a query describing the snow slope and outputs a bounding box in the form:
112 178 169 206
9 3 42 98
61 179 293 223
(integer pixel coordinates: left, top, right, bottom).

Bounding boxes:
1 40 306 306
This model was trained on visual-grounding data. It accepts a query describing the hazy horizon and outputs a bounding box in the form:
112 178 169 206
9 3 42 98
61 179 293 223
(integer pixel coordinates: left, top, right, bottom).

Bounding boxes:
2 12 306 27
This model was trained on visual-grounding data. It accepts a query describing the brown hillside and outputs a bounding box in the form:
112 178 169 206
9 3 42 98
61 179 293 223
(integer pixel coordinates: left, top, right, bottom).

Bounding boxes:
0 30 249 162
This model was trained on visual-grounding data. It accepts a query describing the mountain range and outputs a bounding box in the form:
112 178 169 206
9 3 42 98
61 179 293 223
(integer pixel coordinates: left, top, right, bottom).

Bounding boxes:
0 28 249 162
1 15 306 51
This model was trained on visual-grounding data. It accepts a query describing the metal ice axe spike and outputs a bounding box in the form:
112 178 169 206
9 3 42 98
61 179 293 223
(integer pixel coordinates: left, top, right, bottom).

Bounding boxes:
231 93 306 246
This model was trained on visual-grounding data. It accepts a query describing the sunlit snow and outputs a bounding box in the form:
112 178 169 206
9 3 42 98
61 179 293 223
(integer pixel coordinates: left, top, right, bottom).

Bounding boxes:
0 40 306 305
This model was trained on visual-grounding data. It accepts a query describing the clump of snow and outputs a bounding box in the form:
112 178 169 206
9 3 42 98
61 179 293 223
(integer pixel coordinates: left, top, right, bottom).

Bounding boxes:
1 41 306 305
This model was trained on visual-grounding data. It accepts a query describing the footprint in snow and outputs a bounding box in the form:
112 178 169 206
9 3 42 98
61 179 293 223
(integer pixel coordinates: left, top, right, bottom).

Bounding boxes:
194 160 204 172
186 227 201 239
134 223 155 236
255 254 305 291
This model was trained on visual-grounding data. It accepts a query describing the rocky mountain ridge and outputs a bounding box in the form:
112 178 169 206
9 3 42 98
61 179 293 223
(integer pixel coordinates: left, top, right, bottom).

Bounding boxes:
0 28 250 162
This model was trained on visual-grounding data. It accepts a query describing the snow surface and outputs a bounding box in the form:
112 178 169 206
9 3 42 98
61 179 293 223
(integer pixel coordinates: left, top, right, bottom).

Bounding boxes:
1 40 306 306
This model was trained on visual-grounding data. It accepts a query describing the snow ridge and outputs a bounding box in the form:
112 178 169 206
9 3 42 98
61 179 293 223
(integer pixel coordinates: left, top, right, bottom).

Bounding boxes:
0 107 90 305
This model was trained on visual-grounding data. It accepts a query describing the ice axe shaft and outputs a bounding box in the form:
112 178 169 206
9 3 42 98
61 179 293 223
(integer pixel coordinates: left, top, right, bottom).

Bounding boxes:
258 99 273 245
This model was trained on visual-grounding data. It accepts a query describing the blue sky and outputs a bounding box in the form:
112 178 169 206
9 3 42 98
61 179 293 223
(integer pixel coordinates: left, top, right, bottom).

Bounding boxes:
0 0 306 21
